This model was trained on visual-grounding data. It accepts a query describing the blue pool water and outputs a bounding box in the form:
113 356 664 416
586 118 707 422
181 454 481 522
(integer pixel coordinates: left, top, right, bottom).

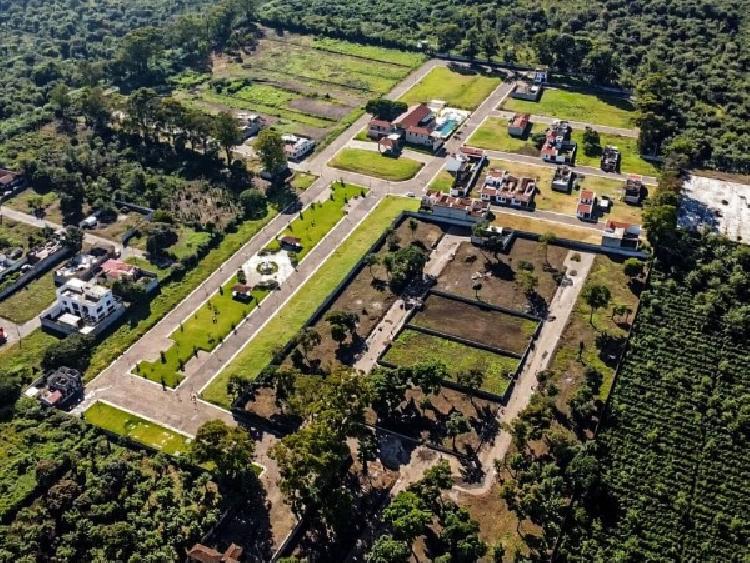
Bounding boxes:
436 119 458 137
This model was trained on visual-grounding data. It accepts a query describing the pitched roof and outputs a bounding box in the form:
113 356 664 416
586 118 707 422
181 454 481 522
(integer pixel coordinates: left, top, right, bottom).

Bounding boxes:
395 103 431 129
407 126 432 136
369 119 392 129
510 113 530 129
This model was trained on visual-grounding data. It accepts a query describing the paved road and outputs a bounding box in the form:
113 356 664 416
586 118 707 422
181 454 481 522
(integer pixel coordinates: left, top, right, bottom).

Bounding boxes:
0 313 43 347
493 109 640 138
0 206 145 259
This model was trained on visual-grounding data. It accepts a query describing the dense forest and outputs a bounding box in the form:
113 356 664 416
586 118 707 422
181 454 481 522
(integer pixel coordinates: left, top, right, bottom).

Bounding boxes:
260 0 750 172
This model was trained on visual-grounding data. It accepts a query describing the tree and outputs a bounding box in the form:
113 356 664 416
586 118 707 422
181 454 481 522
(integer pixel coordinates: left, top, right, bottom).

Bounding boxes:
388 245 427 291
330 323 347 349
582 284 612 326
623 257 644 278
255 129 287 174
439 505 487 562
436 24 462 53
367 535 410 563
582 127 602 157
63 226 84 252
446 411 469 451
539 232 557 265
78 87 111 129
49 83 72 120
358 431 378 476
42 333 93 371
212 111 243 165
457 370 484 396
297 327 321 363
410 362 445 396
382 491 431 543
192 420 255 489
365 99 407 121
518 269 538 298
326 311 358 337
366 253 380 277
239 189 267 219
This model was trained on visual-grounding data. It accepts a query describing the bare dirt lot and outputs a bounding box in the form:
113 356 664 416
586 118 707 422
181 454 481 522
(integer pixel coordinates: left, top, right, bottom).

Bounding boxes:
435 238 567 313
410 293 538 355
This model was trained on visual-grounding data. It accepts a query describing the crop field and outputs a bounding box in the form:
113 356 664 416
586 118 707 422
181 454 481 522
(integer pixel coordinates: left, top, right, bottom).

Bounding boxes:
84 402 192 456
137 184 365 387
436 239 567 311
203 196 421 408
410 294 538 355
176 32 424 143
501 88 638 129
560 270 750 561
329 148 423 181
399 66 500 110
382 329 517 396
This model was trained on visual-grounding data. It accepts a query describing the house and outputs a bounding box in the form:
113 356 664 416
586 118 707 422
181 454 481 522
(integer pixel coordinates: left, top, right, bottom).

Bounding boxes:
367 119 395 139
100 259 139 282
511 82 542 101
480 169 537 209
533 69 548 84
38 367 83 410
0 168 25 194
623 175 646 204
541 121 576 164
54 247 113 285
508 113 531 138
551 166 575 193
601 220 642 249
235 112 265 139
393 103 434 131
601 145 620 172
56 278 119 324
231 283 254 302
377 135 401 156
576 190 597 221
187 543 243 563
459 146 485 162
420 191 490 224
279 235 302 251
281 134 315 161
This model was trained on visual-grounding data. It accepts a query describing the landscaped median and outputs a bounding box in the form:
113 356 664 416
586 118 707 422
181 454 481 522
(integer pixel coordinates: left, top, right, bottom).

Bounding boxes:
84 401 192 456
202 196 421 408
329 148 423 181
135 183 366 387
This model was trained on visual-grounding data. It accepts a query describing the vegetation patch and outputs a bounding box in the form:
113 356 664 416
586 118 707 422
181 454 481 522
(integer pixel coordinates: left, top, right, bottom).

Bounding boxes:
468 117 543 154
204 196 420 408
399 67 500 110
0 271 57 324
84 401 192 456
382 329 517 396
572 130 659 176
329 148 423 181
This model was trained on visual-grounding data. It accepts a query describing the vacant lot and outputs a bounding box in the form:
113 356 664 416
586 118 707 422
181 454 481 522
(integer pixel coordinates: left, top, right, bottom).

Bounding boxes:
411 294 537 355
293 219 443 370
84 402 192 456
429 170 454 193
4 189 63 224
502 88 638 129
436 239 567 312
492 212 603 244
329 148 423 181
0 218 48 252
0 271 56 323
467 116 543 155
399 66 500 110
571 130 659 176
383 329 517 396
203 196 421 408
178 32 423 143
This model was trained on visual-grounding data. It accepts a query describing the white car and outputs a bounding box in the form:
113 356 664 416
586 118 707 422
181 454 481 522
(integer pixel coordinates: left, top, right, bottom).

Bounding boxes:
405 191 415 197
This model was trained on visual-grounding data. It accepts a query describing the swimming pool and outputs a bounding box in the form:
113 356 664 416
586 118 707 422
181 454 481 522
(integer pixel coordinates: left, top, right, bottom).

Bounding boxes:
436 118 458 138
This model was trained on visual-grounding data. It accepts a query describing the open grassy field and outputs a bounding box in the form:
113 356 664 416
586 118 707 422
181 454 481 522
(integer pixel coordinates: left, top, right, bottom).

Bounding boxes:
290 171 317 191
467 117 543 154
382 329 517 396
0 271 56 324
399 66 500 110
84 402 192 456
0 218 48 251
491 212 602 244
502 88 638 129
329 148 423 181
429 170 454 193
203 196 420 408
4 190 63 225
137 184 364 387
571 130 659 176
178 32 423 144
0 329 59 378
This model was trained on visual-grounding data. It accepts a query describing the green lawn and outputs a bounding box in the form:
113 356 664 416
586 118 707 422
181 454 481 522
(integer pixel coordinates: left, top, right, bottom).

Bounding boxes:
467 117 542 154
399 66 500 110
329 148 422 181
290 172 317 191
203 196 420 408
0 329 59 377
84 212 278 382
0 271 57 324
502 88 638 129
137 184 365 387
571 130 660 176
430 170 454 193
382 329 517 396
0 218 47 251
168 227 213 261
84 402 192 456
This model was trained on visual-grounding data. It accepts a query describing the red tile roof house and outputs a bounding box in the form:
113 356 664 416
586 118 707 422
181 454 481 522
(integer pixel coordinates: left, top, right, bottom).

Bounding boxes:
101 259 139 281
601 220 642 249
187 543 243 563
480 169 537 209
420 190 490 223
367 119 395 139
395 103 444 152
507 113 531 138
576 190 598 221
541 121 576 164
377 135 401 156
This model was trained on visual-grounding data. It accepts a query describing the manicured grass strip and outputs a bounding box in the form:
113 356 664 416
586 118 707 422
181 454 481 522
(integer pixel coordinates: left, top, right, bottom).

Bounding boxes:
204 196 420 408
399 66 500 110
84 402 192 456
329 148 423 181
0 271 56 324
502 88 638 129
84 212 277 382
382 329 517 396
430 170 454 193
467 117 542 154
571 130 659 176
